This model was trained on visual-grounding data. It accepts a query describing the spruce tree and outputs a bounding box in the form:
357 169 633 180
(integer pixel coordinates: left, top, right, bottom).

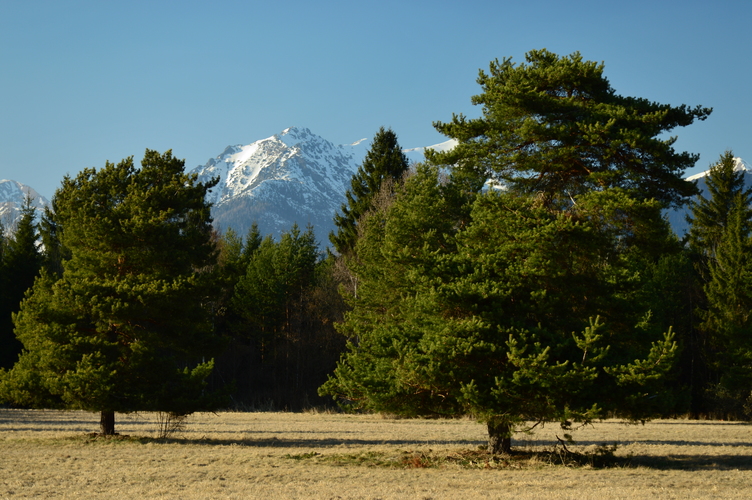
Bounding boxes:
0 198 43 369
38 203 67 278
687 151 752 267
0 150 222 434
686 151 752 416
330 127 410 255
697 195 752 416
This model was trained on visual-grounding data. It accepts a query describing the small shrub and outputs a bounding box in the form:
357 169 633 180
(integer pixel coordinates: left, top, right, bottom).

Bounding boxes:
155 412 189 439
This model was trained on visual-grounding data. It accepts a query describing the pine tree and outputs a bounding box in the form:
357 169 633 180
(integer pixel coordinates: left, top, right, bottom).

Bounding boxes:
428 49 711 209
330 127 410 255
321 165 678 453
322 51 697 452
0 150 222 434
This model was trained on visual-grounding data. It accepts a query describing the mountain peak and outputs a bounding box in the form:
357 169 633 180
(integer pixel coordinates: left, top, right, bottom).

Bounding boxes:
0 179 50 234
190 127 369 244
189 127 449 245
276 126 315 146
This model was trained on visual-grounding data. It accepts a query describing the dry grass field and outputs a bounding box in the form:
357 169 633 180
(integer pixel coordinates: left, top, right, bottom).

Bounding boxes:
1 409 752 499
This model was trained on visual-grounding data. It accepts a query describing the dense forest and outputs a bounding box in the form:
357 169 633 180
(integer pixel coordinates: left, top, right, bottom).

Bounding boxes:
1 51 750 448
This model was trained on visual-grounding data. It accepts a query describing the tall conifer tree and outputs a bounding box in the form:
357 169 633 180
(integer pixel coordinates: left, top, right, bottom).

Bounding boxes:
330 127 410 255
687 151 752 269
323 50 705 453
0 150 222 434
687 153 752 416
0 198 43 369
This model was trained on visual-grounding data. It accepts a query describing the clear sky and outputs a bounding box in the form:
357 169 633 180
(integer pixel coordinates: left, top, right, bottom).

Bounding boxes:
1 0 749 200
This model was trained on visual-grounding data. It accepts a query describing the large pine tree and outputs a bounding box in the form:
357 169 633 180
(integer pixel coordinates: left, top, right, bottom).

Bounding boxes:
321 165 679 453
322 50 706 453
0 150 222 434
428 49 711 210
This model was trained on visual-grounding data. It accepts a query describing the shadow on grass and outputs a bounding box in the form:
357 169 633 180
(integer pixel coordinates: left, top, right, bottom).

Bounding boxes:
5 410 752 471
64 434 752 471
631 454 752 471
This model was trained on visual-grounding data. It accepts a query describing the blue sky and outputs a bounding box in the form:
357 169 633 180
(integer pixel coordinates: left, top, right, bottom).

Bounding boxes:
1 0 749 199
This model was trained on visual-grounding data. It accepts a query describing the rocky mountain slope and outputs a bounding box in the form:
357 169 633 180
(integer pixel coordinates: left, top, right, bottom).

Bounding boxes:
0 180 49 235
189 127 435 247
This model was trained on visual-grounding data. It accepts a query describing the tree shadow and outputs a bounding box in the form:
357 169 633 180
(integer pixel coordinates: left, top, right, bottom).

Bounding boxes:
4 410 752 471
631 454 752 471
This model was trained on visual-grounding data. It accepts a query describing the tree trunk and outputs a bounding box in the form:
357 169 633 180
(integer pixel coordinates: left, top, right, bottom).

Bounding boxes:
487 420 512 454
100 410 115 435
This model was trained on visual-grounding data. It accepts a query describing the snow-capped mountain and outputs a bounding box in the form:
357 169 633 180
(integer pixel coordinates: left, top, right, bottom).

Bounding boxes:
667 157 752 236
190 127 429 246
0 179 49 235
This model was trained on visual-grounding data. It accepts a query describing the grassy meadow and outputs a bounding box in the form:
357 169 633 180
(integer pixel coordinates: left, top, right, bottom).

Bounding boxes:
1 409 752 499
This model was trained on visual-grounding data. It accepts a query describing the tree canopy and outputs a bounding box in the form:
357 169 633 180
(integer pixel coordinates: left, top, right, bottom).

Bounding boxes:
330 127 410 255
322 50 705 453
0 198 43 369
428 49 711 209
0 150 222 434
687 152 752 417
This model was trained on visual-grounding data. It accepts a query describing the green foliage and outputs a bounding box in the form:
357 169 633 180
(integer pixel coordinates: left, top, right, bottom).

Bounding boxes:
323 51 692 451
322 166 678 447
685 151 752 418
212 223 346 410
232 224 318 343
428 49 710 208
0 150 223 429
698 196 752 416
0 198 43 369
330 127 410 255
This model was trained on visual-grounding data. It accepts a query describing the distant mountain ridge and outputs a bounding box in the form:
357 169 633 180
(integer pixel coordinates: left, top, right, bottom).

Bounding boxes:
3 130 745 246
189 126 432 246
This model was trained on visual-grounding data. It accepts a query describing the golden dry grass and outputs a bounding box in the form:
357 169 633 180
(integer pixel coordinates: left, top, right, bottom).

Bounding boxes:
1 409 752 499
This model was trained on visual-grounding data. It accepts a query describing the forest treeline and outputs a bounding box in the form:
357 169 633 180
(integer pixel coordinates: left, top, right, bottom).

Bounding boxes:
0 50 750 448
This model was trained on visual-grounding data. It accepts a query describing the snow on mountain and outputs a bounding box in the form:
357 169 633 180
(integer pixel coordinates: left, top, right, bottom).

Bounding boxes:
685 157 751 182
403 138 458 157
0 179 50 235
667 157 752 236
190 126 432 246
